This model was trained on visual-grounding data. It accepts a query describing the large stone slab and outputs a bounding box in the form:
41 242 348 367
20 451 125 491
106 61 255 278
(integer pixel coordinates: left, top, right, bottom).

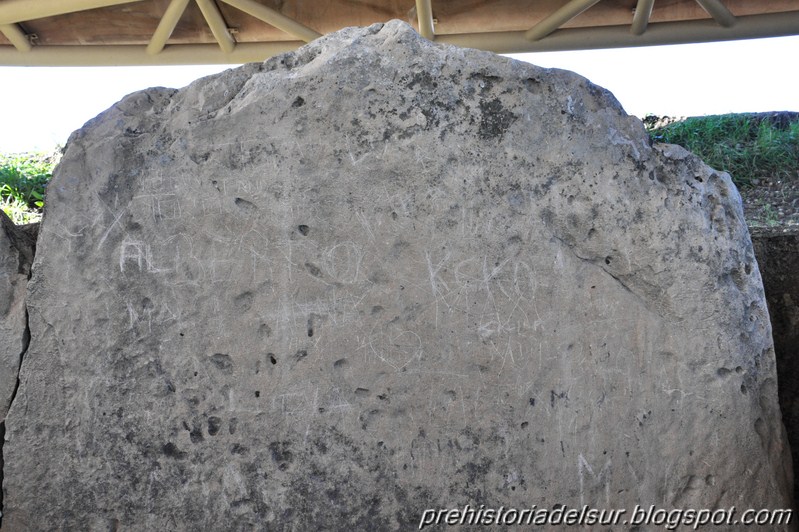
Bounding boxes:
3 21 793 530
0 211 33 423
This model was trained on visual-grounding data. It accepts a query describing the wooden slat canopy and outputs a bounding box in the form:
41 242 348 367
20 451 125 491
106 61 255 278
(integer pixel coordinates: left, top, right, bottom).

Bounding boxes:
0 0 798 65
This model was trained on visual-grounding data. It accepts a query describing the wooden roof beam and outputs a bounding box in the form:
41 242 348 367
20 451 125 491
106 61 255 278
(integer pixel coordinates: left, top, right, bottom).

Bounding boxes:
0 0 144 25
0 23 31 52
525 0 603 41
1 11 798 66
219 0 321 43
447 11 799 53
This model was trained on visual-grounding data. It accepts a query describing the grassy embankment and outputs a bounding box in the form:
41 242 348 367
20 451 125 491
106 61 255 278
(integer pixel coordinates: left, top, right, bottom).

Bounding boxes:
645 113 799 187
645 113 799 227
2 113 798 225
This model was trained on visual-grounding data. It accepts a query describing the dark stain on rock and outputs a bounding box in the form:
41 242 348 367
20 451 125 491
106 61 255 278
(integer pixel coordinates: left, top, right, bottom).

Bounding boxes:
233 291 254 312
189 151 210 165
314 438 328 455
185 395 201 408
234 197 258 213
207 416 222 436
478 98 516 139
550 390 569 408
277 422 420 529
390 239 410 259
305 262 322 278
209 353 233 372
162 442 187 460
298 224 310 236
189 423 204 443
540 207 555 226
463 457 493 484
360 409 382 430
269 441 294 470
230 443 249 455
404 71 437 91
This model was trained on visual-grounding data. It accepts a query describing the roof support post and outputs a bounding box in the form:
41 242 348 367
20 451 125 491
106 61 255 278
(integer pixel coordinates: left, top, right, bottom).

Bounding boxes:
146 0 191 55
219 0 320 42
525 0 603 41
631 0 655 35
695 0 737 27
196 0 236 53
415 0 435 40
0 23 31 52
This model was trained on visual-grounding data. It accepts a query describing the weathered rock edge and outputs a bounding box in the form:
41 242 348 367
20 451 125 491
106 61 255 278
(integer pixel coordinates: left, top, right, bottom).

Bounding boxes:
3 20 794 531
0 210 34 529
0 211 33 422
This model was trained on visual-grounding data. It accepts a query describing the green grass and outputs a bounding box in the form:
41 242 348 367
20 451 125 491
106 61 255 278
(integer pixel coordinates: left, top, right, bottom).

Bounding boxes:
1 151 57 224
645 113 799 188
762 203 780 227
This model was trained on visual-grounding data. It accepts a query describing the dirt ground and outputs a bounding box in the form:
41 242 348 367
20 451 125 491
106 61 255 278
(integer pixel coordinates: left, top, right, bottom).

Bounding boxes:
740 176 799 232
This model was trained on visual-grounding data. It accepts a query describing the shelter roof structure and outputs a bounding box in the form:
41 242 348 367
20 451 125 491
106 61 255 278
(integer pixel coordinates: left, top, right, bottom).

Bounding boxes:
1 0 798 66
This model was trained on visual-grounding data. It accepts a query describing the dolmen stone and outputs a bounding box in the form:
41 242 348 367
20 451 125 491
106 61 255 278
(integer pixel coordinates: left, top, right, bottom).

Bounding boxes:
0 211 34 423
2 20 793 530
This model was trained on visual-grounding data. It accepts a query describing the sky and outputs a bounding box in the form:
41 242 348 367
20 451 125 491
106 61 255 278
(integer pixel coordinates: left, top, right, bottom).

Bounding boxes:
0 35 797 153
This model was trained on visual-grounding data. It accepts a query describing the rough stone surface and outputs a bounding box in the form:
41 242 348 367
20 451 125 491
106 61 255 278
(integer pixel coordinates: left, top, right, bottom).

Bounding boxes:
14 222 39 244
3 21 793 530
0 211 33 423
753 229 799 508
